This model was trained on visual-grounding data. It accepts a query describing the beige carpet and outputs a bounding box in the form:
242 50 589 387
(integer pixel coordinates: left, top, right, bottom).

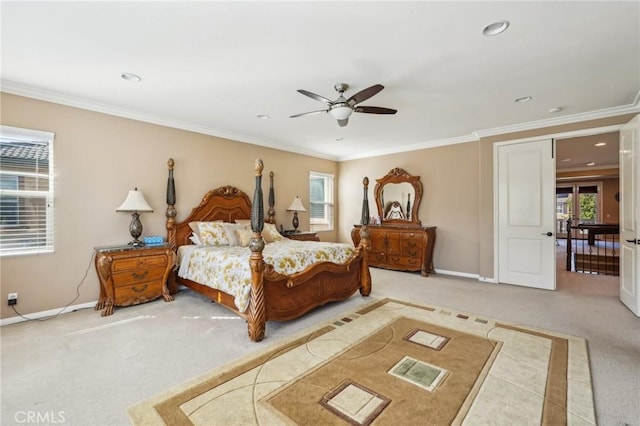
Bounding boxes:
127 299 595 425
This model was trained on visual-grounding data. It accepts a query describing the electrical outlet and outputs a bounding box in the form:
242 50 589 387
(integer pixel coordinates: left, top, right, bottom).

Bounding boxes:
7 292 17 306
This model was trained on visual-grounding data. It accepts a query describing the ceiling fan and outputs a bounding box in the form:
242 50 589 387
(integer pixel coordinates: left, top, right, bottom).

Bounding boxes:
290 83 397 127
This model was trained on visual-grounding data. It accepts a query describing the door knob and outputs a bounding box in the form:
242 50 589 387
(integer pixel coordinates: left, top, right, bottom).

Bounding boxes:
626 239 638 244
542 232 553 236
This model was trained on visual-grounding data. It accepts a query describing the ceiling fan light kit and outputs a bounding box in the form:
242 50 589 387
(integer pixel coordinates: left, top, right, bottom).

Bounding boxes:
329 105 352 120
291 82 397 127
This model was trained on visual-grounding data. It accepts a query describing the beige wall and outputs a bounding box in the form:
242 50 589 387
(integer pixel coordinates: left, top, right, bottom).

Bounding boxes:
602 178 620 222
0 93 337 319
339 142 480 275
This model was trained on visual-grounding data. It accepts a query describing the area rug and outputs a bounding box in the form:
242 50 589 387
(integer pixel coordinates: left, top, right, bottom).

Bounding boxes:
127 298 596 425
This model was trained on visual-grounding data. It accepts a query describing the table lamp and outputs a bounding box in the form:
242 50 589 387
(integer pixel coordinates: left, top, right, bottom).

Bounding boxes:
116 188 153 247
286 196 306 233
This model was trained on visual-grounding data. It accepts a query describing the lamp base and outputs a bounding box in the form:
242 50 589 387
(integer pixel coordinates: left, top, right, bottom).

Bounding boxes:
128 239 145 247
128 212 144 247
292 211 299 232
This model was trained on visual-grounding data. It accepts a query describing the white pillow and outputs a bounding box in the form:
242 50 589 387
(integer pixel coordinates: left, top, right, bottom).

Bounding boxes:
235 228 253 247
196 222 230 246
189 221 222 242
223 223 246 246
263 222 285 243
189 233 203 245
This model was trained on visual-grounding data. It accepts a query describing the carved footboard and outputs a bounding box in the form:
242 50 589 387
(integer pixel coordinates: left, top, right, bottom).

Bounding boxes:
244 161 371 340
245 169 371 341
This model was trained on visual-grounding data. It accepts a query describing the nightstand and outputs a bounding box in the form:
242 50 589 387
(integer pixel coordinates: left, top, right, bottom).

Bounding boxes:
94 244 176 316
283 231 320 242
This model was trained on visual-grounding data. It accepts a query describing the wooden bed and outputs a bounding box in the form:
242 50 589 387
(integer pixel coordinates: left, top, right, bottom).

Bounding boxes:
165 158 372 341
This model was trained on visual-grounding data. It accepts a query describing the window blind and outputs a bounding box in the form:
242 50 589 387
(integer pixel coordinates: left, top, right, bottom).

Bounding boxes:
0 126 54 256
309 171 334 232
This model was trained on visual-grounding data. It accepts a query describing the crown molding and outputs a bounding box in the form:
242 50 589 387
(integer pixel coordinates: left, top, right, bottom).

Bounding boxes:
337 134 479 162
557 164 619 173
3 81 638 163
473 96 640 139
0 80 339 161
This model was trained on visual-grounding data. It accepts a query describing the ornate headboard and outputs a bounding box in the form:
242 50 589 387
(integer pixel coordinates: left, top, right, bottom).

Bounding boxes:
165 159 275 250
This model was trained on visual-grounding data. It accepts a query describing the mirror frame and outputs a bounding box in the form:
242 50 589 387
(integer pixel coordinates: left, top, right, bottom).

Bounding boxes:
374 167 423 226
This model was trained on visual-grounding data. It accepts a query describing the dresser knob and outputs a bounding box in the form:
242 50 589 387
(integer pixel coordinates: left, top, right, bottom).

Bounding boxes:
132 284 148 293
132 271 148 280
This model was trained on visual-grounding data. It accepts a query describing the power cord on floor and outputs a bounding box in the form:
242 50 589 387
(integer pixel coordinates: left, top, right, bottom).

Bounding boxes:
10 250 96 322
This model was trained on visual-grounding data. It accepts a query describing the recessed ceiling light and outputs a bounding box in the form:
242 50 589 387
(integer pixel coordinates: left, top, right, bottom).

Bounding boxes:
121 72 141 82
587 162 596 166
515 96 532 103
561 158 571 162
483 20 510 36
257 114 270 119
594 142 607 147
549 107 562 113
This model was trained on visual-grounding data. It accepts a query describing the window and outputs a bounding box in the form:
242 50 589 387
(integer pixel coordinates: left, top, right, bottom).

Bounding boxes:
0 126 54 256
309 171 334 232
555 182 602 236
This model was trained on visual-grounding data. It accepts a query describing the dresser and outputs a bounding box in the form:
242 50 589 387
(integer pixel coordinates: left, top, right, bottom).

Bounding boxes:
352 225 436 276
94 244 176 316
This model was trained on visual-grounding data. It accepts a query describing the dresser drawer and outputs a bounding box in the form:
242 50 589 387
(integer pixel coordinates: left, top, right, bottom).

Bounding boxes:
112 255 167 272
112 267 167 287
402 242 423 257
114 282 163 306
369 252 387 266
387 255 422 269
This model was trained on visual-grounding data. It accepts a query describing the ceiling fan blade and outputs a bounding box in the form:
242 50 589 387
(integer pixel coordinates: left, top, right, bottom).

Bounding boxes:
347 84 384 105
297 89 333 106
290 109 328 118
354 106 397 115
337 118 349 127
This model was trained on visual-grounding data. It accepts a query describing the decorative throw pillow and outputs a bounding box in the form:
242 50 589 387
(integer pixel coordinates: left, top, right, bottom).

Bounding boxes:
263 222 285 243
235 219 251 227
189 221 222 242
223 223 246 246
235 228 253 247
196 222 230 246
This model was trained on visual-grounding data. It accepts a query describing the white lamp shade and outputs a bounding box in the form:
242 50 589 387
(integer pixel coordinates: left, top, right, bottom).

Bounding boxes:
116 188 153 212
287 196 306 212
329 105 353 120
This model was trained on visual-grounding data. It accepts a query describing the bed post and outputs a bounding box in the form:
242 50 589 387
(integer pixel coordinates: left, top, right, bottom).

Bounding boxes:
267 171 276 224
359 177 372 296
165 159 178 293
166 158 177 250
248 159 266 342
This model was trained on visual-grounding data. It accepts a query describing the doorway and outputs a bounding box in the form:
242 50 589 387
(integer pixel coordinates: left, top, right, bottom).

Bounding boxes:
555 132 620 293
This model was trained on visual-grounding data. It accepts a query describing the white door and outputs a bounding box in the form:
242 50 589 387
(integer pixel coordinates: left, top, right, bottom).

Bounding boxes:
620 115 640 316
497 139 556 290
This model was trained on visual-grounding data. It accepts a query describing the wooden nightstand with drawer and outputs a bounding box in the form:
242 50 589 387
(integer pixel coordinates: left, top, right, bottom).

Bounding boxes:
94 244 176 316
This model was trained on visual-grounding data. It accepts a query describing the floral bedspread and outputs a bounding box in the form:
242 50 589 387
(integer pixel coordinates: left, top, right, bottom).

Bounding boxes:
177 240 355 312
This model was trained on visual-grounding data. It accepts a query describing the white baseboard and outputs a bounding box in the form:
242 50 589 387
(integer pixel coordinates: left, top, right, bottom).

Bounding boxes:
434 269 480 280
478 276 499 284
0 301 97 326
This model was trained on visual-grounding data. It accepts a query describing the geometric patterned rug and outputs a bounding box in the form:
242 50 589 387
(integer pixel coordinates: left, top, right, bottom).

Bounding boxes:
127 298 596 425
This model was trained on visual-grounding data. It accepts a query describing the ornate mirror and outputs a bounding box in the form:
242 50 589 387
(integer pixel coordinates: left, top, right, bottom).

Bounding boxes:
374 167 423 226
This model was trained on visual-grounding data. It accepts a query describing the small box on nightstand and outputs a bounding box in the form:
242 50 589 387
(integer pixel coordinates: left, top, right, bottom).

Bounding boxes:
143 235 164 246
